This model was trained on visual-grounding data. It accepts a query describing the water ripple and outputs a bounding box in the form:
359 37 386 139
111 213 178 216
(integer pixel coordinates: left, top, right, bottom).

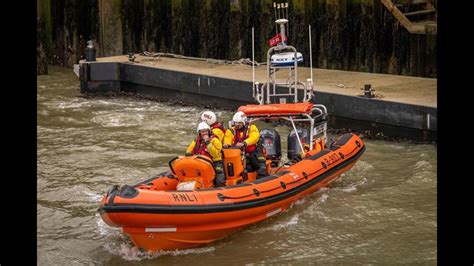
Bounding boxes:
37 66 437 265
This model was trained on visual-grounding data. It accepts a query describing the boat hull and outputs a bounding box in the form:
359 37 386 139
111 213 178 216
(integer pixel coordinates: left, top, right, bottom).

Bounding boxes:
98 133 365 251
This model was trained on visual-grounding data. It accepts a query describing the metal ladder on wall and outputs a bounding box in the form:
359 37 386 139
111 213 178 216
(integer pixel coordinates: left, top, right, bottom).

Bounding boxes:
381 0 437 35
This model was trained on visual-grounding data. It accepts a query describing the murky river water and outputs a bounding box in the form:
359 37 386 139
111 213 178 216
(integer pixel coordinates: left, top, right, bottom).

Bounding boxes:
37 66 437 265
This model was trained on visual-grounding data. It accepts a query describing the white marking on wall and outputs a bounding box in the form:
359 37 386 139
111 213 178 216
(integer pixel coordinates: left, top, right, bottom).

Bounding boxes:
267 208 282 218
198 77 201 87
145 227 177 232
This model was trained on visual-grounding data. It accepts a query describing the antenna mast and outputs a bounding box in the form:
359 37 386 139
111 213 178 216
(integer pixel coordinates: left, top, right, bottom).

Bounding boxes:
273 3 278 35
285 3 289 39
252 27 255 87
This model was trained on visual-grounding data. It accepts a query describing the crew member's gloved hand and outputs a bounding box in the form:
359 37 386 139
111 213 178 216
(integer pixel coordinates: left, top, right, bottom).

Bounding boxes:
223 144 230 148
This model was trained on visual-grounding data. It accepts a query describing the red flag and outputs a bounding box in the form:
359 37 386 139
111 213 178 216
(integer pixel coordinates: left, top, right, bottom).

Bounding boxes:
268 33 288 47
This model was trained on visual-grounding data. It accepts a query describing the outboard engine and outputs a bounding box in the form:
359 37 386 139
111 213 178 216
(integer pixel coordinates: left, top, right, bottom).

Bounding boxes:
287 128 309 161
260 129 281 167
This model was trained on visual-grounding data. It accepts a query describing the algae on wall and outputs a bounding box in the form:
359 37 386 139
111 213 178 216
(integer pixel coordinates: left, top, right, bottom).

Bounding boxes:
37 0 48 75
99 0 123 57
121 0 144 54
45 0 99 68
40 0 437 78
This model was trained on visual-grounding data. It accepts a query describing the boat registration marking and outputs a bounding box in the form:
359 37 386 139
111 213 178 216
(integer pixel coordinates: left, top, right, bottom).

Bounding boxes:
145 227 177 232
266 208 282 218
171 193 198 202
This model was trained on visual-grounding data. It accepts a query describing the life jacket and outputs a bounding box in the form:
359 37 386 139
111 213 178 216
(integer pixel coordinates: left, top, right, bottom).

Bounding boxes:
233 124 256 153
210 122 226 135
313 138 325 152
193 133 217 159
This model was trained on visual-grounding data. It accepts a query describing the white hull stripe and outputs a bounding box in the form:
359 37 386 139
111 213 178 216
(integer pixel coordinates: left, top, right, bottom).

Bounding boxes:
266 208 282 218
145 227 177 232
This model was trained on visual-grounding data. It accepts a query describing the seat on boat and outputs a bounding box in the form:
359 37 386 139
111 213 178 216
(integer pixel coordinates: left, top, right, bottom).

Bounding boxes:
222 148 245 186
169 155 216 189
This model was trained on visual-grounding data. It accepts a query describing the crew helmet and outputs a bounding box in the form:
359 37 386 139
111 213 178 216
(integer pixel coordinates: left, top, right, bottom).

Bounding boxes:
200 111 217 125
232 111 247 124
197 121 211 133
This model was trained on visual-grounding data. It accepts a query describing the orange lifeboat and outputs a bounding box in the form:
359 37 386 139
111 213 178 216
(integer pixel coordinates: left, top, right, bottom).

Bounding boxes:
97 9 367 249
98 129 365 251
